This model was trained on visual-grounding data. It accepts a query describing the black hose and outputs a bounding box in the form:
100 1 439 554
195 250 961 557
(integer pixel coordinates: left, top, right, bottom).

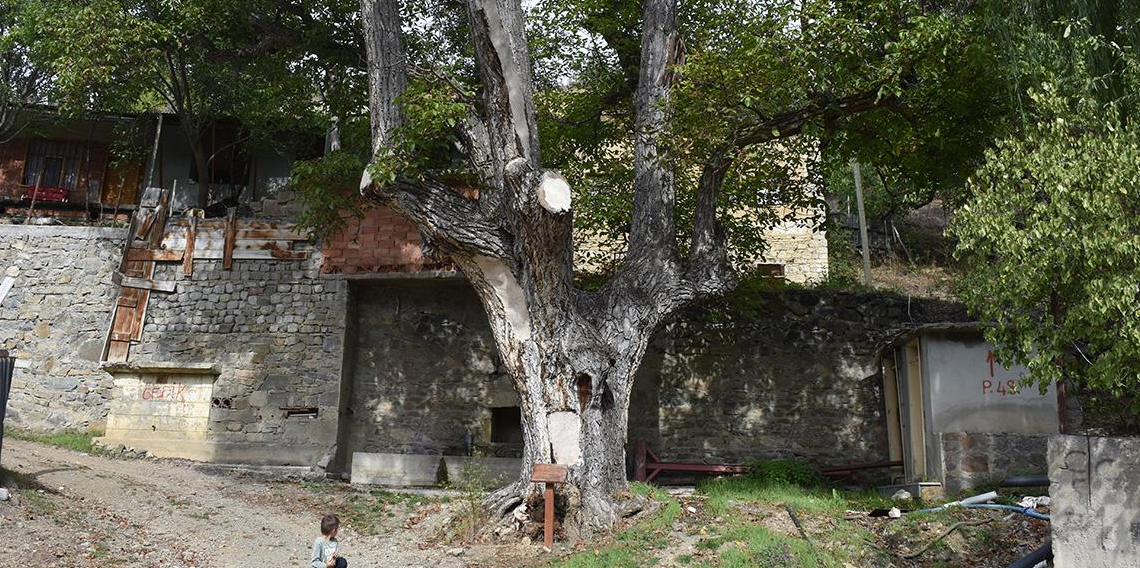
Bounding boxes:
1005 540 1052 568
1002 475 1050 487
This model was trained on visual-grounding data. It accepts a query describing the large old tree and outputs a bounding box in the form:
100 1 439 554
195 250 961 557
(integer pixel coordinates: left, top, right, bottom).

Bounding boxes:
357 0 986 534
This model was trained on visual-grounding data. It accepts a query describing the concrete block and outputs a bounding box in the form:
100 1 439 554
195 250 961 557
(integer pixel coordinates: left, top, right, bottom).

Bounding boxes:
443 456 521 487
1050 435 1140 568
350 452 443 486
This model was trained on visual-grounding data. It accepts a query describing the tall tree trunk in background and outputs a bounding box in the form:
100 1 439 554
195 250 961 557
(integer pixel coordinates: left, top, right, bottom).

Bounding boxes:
189 134 211 208
358 0 732 536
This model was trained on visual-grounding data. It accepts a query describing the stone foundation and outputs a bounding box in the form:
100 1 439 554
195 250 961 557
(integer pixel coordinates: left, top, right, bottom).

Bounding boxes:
940 432 1049 495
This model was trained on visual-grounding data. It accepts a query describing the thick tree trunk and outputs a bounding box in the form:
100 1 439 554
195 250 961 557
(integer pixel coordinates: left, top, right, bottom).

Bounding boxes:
358 0 698 539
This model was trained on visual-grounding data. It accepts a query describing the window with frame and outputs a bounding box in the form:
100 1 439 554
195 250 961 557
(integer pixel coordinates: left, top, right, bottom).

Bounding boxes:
22 140 84 190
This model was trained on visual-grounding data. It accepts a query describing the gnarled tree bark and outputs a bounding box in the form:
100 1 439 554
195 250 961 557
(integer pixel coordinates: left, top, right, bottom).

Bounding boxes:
357 0 730 538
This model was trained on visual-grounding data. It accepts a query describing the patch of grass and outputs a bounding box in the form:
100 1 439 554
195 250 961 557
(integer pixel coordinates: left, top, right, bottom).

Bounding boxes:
547 485 680 568
696 523 835 568
7 428 102 454
699 478 845 516
745 460 826 488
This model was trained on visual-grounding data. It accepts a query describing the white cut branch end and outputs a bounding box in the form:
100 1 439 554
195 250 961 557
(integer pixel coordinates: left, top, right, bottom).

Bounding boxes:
537 171 572 215
359 167 373 193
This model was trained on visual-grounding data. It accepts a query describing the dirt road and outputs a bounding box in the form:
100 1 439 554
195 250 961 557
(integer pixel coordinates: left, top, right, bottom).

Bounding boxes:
0 439 469 568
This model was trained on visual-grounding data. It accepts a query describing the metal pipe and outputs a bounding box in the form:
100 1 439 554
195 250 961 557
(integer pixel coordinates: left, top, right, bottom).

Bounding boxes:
1002 475 1049 488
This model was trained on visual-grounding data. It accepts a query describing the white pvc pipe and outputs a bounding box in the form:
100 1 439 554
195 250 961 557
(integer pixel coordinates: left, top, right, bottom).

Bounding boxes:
959 491 999 506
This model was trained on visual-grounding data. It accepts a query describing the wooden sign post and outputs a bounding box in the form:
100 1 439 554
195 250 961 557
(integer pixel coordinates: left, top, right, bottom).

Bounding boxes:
530 463 569 548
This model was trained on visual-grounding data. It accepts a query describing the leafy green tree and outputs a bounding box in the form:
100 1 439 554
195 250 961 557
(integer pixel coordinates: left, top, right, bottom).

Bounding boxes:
952 7 1140 428
40 0 354 207
0 0 51 141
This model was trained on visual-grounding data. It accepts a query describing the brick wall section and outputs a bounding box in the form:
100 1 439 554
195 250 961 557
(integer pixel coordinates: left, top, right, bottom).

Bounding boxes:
320 207 454 274
134 257 348 464
940 432 1050 495
0 139 28 200
0 224 126 429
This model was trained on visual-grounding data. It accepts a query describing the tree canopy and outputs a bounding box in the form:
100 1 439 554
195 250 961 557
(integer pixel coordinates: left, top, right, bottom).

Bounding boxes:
951 2 1140 430
0 0 52 142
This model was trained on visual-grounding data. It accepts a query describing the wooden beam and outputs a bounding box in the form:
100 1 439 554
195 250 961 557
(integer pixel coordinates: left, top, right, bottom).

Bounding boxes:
112 271 177 293
183 216 197 276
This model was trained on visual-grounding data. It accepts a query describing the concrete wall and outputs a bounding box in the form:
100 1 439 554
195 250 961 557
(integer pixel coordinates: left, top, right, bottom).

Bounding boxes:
940 432 1049 495
922 334 1059 434
1050 435 1140 568
0 225 126 429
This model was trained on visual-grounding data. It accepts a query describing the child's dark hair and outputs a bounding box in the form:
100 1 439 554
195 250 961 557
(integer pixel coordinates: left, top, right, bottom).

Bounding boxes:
320 514 340 536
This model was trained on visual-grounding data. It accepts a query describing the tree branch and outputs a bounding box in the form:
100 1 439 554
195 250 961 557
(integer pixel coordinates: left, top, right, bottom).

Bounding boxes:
360 0 409 154
366 176 510 259
627 0 680 263
735 87 892 148
465 0 542 196
686 149 734 287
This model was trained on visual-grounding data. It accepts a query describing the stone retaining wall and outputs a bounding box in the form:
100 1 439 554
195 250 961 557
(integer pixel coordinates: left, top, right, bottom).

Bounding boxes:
0 225 126 429
940 432 1049 494
120 257 348 464
629 290 967 469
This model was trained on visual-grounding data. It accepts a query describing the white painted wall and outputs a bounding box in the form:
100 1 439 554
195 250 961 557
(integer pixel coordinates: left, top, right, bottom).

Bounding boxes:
921 334 1059 435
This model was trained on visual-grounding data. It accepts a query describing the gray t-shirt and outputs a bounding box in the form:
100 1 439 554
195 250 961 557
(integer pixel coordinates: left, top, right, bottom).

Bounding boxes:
310 536 340 568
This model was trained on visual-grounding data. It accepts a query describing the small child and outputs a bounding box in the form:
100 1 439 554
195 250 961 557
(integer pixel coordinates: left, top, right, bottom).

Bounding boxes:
310 514 347 568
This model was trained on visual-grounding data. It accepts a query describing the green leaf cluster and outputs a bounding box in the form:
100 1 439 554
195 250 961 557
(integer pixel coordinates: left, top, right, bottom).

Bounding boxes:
951 10 1140 418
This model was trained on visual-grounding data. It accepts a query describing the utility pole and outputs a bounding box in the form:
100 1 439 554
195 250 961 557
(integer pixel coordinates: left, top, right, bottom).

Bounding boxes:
852 161 872 286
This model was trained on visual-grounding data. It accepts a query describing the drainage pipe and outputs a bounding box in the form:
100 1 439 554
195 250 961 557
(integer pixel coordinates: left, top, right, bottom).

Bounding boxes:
963 503 1050 521
916 490 1000 513
1002 475 1049 488
1005 540 1052 568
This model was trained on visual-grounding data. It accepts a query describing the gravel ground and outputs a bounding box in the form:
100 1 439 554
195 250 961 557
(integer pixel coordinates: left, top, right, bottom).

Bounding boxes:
0 439 473 568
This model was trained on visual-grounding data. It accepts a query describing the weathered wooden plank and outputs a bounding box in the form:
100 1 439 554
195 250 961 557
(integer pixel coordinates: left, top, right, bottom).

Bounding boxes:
126 248 184 262
235 228 310 240
183 216 197 276
192 249 311 260
222 208 237 270
162 238 293 252
530 463 569 483
134 211 156 240
112 272 177 293
149 190 170 249
129 262 155 342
